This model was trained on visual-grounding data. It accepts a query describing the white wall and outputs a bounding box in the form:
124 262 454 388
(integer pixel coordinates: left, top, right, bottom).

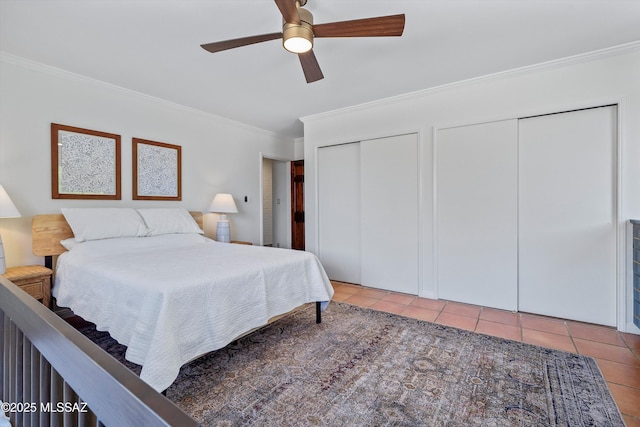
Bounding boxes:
301 44 640 333
0 55 296 267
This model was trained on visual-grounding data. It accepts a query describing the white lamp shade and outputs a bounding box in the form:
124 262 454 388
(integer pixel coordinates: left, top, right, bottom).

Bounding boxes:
0 185 21 218
208 193 238 214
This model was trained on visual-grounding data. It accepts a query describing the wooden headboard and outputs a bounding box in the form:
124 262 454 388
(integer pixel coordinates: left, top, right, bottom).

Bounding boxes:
32 211 204 257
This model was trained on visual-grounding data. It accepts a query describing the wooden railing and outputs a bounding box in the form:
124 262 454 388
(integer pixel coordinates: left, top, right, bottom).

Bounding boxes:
0 275 199 427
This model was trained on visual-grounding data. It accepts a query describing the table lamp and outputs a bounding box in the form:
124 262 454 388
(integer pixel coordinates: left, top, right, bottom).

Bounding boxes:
208 193 238 243
0 185 22 274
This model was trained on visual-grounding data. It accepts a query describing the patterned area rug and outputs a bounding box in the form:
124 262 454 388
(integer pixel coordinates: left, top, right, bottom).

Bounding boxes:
80 302 624 426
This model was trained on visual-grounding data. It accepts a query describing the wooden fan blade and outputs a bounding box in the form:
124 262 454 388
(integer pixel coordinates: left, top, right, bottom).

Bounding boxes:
313 14 405 38
201 32 283 53
274 0 300 24
298 50 324 83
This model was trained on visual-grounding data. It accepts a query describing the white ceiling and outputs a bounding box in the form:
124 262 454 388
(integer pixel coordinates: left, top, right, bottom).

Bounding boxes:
1 0 639 139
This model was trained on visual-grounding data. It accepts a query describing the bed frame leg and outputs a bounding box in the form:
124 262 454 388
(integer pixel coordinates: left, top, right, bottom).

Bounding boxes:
316 301 322 323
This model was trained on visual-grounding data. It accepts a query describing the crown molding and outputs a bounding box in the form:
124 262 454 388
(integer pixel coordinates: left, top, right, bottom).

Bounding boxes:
0 52 291 141
300 40 640 124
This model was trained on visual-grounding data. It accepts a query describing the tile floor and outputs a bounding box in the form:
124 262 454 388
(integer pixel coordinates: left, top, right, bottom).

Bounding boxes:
331 281 640 426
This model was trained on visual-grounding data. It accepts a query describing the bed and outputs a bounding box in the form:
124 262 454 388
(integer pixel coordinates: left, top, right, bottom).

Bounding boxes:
32 208 334 392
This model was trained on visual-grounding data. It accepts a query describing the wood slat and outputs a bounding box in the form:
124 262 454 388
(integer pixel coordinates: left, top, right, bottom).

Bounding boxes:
273 0 300 24
201 32 283 53
313 14 405 38
298 50 324 83
0 276 198 426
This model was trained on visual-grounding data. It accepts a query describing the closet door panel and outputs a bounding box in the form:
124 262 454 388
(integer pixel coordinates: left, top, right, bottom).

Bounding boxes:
317 143 361 283
518 106 617 325
360 134 419 294
436 120 518 310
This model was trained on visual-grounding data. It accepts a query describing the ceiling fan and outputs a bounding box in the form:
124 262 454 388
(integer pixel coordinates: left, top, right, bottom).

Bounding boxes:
200 0 405 83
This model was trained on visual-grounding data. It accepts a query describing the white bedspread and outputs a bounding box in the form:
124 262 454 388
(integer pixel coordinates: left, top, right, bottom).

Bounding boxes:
53 234 334 391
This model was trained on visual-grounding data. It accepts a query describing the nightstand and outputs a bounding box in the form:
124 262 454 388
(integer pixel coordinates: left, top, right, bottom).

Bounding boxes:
2 265 53 308
231 240 253 245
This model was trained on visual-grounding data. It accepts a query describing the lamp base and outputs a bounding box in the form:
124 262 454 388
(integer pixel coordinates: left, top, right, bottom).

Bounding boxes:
216 220 231 243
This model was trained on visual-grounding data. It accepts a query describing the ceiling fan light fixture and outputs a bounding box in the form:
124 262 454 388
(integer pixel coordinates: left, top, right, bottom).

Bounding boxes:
283 6 314 54
283 32 313 53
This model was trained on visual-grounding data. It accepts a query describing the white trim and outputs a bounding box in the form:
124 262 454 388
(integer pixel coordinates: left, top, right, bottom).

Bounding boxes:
300 41 640 125
429 125 440 301
284 161 293 250
258 153 265 247
415 129 426 300
313 145 321 257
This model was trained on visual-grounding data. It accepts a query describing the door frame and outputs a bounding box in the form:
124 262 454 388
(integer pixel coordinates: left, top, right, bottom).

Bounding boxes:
258 153 292 248
291 159 305 250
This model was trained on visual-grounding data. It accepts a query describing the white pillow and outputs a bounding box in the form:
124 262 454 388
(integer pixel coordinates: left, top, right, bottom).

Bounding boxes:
61 208 149 242
60 238 80 250
136 208 203 236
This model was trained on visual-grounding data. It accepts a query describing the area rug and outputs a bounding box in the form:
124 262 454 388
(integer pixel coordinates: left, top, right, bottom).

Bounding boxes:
79 302 624 426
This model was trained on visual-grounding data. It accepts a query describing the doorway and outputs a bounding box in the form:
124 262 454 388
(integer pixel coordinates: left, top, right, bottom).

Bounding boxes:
261 157 291 248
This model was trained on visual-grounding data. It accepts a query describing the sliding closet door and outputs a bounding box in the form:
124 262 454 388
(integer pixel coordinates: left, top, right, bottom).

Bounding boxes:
518 106 617 325
437 120 518 310
360 134 419 294
317 143 361 283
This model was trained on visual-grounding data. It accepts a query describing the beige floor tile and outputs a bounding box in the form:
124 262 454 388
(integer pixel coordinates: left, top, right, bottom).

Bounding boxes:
401 305 440 322
436 312 478 331
382 292 416 305
343 294 379 308
479 307 520 327
475 320 521 342
520 313 569 336
566 321 627 347
410 298 446 311
371 300 407 315
522 329 576 353
442 301 481 319
574 338 640 366
596 358 640 389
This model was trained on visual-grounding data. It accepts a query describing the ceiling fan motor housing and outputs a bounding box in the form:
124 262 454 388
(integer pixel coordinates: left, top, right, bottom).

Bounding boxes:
283 7 314 53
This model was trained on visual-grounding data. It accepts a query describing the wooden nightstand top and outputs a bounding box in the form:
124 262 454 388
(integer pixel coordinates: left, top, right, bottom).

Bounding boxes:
2 265 53 281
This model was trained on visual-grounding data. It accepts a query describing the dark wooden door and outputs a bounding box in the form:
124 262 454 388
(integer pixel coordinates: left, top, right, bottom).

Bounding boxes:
291 160 305 250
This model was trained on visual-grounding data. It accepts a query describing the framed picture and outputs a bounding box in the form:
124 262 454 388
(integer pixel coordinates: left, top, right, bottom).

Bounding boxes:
51 123 121 200
133 138 182 201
